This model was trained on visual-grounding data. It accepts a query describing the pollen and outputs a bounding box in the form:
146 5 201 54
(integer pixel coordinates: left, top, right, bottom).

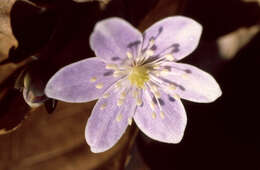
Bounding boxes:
128 66 150 88
113 71 124 77
169 84 176 90
153 65 160 70
160 111 165 119
106 64 117 70
116 113 122 122
150 102 156 110
152 112 156 119
181 73 189 80
165 54 174 61
149 38 155 46
120 90 127 99
136 98 142 106
154 71 160 76
103 92 110 98
128 118 133 125
89 77 97 82
115 82 122 88
160 69 170 76
151 85 158 92
126 52 133 59
154 91 161 98
117 98 124 106
96 83 103 89
132 89 139 98
172 93 180 100
100 103 107 110
146 50 154 57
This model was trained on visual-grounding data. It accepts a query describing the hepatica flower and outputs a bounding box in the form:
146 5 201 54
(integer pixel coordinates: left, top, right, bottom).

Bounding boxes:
45 16 222 153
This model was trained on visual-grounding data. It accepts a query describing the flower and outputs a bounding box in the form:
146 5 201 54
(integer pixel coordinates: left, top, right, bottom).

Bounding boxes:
45 16 222 153
22 72 47 108
15 65 48 108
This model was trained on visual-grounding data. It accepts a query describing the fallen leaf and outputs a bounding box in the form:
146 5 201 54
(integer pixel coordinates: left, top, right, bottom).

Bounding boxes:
0 101 138 170
0 0 18 60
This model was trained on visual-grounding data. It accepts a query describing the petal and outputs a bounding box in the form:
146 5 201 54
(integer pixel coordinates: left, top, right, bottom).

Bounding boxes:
45 57 120 103
90 17 143 63
134 89 187 143
85 85 136 153
143 16 202 61
161 62 222 103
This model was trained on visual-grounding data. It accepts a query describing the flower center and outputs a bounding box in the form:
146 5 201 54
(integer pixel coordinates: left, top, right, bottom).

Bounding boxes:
128 66 149 88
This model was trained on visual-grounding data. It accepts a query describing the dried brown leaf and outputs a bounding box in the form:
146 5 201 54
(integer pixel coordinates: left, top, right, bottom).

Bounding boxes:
0 101 138 170
0 0 18 60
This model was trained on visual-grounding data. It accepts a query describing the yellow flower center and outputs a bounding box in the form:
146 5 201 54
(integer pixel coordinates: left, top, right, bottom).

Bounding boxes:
128 66 150 88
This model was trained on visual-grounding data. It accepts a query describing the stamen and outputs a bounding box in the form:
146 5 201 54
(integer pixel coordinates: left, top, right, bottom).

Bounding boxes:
120 90 127 99
132 89 139 98
169 84 176 90
150 74 178 96
172 93 180 100
115 82 122 88
165 54 175 61
153 65 160 70
126 52 133 59
117 98 124 106
146 50 154 57
147 83 163 117
151 85 158 92
160 69 170 76
151 84 160 98
154 91 160 98
150 101 156 110
152 112 156 119
116 113 122 122
113 70 127 78
181 73 189 80
106 64 117 70
89 77 97 82
160 111 165 119
154 71 161 76
136 97 142 106
128 118 133 125
100 103 107 110
149 38 155 47
95 83 103 89
103 92 110 99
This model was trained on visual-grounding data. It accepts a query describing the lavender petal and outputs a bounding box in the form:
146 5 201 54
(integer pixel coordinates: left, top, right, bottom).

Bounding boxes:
143 16 202 61
162 62 222 103
85 86 136 153
134 89 187 143
45 57 119 103
90 17 143 63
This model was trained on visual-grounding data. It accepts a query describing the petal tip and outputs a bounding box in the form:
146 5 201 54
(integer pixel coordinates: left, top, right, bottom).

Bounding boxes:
170 132 185 144
85 123 110 153
172 15 203 32
85 136 110 153
208 86 222 103
89 146 104 153
203 80 222 103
